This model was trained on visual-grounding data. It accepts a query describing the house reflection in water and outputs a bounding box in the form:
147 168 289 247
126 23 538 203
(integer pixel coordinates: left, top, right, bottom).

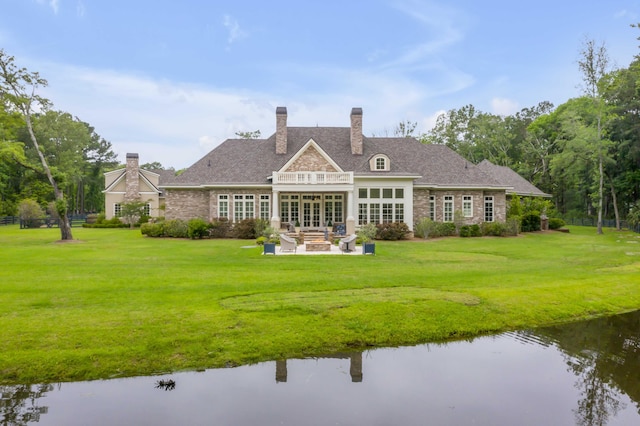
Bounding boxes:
275 352 363 383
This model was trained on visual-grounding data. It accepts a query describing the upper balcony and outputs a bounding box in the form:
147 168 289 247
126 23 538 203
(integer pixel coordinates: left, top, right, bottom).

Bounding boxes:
272 171 353 185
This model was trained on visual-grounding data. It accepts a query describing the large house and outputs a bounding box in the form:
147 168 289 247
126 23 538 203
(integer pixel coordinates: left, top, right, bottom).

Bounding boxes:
158 107 546 234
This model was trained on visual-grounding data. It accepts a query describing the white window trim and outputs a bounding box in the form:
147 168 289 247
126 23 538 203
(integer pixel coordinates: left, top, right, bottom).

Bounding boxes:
484 196 494 223
218 194 229 219
369 154 390 171
443 196 454 222
463 195 473 218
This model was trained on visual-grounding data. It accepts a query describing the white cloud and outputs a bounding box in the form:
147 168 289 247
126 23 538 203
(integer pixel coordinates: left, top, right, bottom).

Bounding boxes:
491 97 519 116
36 0 59 14
423 109 446 131
76 0 85 18
223 15 247 47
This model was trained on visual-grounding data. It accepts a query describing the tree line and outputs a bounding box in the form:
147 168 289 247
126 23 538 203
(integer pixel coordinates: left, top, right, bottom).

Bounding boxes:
3 26 640 238
400 33 640 231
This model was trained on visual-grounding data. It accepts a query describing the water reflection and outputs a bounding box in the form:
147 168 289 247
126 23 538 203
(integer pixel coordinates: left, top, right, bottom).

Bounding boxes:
275 352 363 383
2 311 640 425
527 312 640 425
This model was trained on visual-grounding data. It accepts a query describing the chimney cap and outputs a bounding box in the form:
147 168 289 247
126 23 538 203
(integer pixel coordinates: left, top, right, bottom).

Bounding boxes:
351 107 363 116
276 106 287 114
126 153 139 158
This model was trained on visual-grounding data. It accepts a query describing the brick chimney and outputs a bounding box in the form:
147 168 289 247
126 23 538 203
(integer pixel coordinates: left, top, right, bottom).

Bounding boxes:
124 153 140 202
350 107 363 155
276 106 287 154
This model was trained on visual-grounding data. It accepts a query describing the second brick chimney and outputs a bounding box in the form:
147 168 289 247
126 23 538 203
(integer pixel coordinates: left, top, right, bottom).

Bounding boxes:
276 106 287 154
350 107 363 155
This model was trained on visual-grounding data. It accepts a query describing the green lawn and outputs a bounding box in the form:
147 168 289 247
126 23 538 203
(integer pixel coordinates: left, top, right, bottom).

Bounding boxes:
1 225 639 384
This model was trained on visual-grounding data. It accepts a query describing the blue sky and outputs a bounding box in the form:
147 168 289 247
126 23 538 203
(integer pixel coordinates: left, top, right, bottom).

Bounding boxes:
2 0 639 169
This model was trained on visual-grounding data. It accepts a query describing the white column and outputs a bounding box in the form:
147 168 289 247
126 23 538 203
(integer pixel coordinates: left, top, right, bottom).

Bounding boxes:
271 190 281 230
346 189 355 235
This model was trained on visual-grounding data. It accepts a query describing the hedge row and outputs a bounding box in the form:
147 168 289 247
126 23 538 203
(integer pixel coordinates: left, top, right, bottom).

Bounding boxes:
140 218 264 240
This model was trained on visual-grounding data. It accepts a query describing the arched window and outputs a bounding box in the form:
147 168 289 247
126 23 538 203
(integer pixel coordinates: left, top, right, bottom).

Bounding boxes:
369 154 390 171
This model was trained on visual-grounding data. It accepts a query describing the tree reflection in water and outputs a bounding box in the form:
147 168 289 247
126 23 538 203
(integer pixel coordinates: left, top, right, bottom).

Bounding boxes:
1 311 640 425
0 383 54 425
526 311 640 425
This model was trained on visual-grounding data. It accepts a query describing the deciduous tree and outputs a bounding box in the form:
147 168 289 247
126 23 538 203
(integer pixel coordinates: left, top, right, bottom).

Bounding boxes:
0 49 73 239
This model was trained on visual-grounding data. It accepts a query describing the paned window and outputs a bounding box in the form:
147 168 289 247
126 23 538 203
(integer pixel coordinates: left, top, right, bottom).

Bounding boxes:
395 204 404 222
358 203 368 224
260 195 270 221
484 196 494 222
114 203 121 218
280 194 299 224
234 194 255 222
143 203 151 217
429 196 435 221
463 196 473 217
444 196 454 222
382 203 394 223
375 157 386 170
218 195 229 219
357 187 406 225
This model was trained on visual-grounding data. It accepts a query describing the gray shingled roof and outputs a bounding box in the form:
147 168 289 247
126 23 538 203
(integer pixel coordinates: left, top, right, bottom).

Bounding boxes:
477 160 550 197
166 127 506 189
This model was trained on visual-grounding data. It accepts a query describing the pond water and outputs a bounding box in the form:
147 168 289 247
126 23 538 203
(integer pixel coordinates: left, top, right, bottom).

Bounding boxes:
2 311 640 426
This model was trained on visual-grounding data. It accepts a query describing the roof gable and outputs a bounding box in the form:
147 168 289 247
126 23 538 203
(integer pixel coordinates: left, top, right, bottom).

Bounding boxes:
280 138 342 173
104 168 161 194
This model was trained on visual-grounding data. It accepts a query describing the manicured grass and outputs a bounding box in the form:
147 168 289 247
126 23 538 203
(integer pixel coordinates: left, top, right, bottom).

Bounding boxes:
1 225 639 384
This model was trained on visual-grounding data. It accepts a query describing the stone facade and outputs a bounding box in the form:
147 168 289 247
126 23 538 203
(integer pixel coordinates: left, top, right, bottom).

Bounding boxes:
165 188 273 221
164 189 210 221
124 153 140 202
413 189 507 225
350 108 363 155
286 146 338 172
276 106 287 155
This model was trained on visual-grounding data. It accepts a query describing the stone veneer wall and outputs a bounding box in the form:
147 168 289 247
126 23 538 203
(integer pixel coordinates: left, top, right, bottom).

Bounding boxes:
124 153 140 202
413 188 431 223
164 189 210 221
286 146 337 172
413 189 507 224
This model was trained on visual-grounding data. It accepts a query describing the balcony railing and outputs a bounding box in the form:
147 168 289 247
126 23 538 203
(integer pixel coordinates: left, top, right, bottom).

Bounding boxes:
272 171 353 185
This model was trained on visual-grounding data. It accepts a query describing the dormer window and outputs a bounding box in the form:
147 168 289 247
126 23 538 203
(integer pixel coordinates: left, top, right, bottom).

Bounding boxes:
370 154 390 171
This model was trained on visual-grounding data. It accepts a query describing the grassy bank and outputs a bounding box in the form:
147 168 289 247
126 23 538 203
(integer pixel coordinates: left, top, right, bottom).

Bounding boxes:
1 225 639 384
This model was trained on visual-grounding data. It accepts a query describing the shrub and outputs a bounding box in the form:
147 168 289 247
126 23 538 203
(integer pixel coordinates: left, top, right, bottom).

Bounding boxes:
254 219 270 238
187 218 211 239
233 218 258 239
85 217 127 228
507 193 523 218
548 217 566 230
255 236 267 246
18 199 44 227
521 213 541 232
209 217 232 238
469 224 482 237
459 225 471 237
481 221 508 237
163 219 188 238
414 217 438 239
141 222 165 237
357 223 378 242
506 218 520 236
436 222 457 237
376 222 410 240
